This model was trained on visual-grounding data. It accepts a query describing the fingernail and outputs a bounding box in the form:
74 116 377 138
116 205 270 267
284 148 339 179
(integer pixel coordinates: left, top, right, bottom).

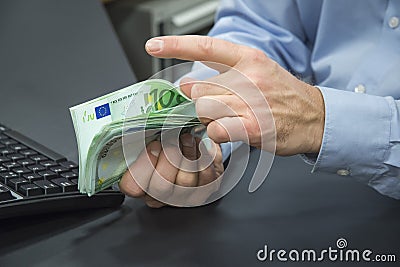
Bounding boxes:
181 134 195 147
150 148 160 157
145 39 164 53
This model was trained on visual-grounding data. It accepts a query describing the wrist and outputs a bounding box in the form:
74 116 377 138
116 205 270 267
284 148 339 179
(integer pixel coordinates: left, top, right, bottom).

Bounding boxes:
275 82 325 156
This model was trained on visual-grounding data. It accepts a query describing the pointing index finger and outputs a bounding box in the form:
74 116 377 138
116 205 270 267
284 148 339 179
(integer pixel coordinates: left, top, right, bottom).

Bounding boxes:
145 35 243 67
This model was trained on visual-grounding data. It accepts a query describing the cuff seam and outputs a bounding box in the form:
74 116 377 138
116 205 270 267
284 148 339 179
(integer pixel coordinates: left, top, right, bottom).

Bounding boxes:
311 86 329 173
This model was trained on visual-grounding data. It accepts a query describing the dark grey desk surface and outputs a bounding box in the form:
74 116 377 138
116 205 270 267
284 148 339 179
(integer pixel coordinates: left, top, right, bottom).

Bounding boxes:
0 1 399 267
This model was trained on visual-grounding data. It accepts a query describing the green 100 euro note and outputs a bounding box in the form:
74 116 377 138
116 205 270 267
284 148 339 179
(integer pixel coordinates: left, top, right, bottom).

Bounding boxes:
69 79 202 196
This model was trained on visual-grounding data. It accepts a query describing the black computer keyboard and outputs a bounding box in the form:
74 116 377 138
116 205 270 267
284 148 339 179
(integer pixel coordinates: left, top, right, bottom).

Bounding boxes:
0 123 124 219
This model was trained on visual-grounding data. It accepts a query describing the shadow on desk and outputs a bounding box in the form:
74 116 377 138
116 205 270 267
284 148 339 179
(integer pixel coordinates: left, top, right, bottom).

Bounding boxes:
0 207 131 256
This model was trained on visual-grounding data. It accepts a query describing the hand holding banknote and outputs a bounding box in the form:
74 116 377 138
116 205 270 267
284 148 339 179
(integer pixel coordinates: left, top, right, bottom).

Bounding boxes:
120 133 224 208
70 78 226 206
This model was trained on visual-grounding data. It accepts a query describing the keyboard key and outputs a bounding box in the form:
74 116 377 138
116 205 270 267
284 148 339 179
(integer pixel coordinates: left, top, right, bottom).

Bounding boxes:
50 166 69 174
34 180 62 194
6 153 25 161
0 134 8 140
17 158 35 166
5 130 66 162
13 167 31 175
27 164 46 172
18 183 44 197
0 124 8 132
60 161 78 169
0 185 14 201
0 171 19 183
9 144 27 151
71 178 78 184
2 162 20 170
0 166 7 172
19 149 38 157
60 172 78 179
52 178 78 192
8 177 29 191
72 168 79 174
1 139 17 146
0 156 11 163
30 155 48 163
0 148 14 155
38 170 57 179
23 173 43 183
40 160 59 168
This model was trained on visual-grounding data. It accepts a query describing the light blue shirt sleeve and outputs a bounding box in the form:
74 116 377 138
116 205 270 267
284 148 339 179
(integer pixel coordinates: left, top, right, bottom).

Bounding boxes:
310 87 400 199
208 0 313 77
184 0 400 199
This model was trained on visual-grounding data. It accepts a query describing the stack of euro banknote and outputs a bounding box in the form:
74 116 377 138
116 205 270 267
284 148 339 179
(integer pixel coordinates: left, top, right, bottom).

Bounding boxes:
70 80 201 196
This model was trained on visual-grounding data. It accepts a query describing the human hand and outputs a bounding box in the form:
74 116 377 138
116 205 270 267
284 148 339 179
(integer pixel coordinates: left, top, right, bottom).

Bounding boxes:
119 133 224 208
145 36 325 156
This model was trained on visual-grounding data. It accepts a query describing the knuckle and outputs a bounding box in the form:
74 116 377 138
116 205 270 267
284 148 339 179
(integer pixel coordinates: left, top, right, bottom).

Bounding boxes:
245 48 265 63
254 48 267 60
244 119 262 145
191 84 208 99
207 122 228 143
197 36 215 56
169 36 180 53
119 176 144 198
129 187 144 198
119 183 129 195
177 173 196 187
146 200 164 208
149 176 174 198
195 98 213 125
191 84 200 99
246 122 259 140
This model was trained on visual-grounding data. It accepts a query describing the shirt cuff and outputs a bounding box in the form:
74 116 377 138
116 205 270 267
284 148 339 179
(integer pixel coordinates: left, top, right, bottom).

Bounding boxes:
220 141 243 162
303 87 400 199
